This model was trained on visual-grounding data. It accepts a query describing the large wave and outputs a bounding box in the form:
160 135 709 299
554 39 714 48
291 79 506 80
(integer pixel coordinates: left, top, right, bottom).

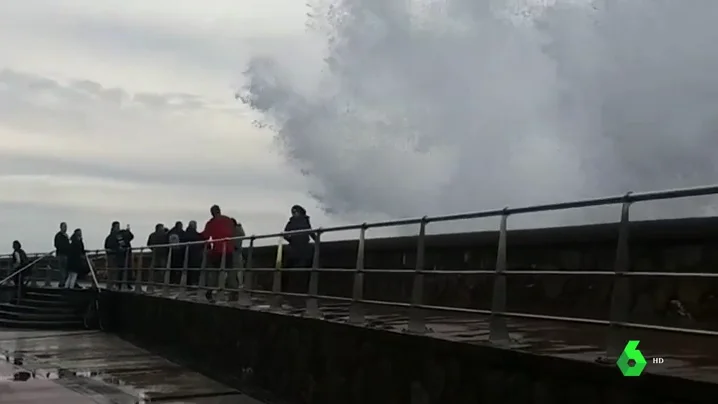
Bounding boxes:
239 0 718 229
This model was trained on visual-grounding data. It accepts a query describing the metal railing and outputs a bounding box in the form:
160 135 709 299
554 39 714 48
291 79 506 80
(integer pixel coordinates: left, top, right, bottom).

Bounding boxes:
0 250 102 291
17 184 718 359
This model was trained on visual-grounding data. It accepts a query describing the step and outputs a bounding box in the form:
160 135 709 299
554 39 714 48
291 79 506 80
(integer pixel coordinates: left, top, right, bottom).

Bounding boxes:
12 298 85 308
23 291 69 301
0 317 85 330
0 302 81 314
0 308 82 321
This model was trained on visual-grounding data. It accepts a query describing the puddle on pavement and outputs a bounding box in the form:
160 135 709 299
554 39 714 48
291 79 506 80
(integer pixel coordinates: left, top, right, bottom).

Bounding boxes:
0 329 264 403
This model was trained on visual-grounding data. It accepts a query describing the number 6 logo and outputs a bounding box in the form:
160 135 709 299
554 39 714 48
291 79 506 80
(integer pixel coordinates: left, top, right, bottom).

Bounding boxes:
616 340 647 376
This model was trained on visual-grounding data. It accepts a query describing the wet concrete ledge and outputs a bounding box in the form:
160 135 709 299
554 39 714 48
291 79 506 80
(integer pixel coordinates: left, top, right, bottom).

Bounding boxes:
102 291 718 404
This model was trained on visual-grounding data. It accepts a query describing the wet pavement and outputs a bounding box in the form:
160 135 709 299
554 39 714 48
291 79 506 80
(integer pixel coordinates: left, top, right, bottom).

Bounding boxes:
129 286 718 385
0 329 267 403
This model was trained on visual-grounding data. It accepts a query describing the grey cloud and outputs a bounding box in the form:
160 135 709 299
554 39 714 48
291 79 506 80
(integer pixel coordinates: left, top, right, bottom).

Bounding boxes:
0 152 293 191
29 11 314 75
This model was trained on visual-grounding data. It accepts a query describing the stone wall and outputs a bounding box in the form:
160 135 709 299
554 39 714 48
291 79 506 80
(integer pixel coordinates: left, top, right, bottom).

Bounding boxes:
102 292 717 404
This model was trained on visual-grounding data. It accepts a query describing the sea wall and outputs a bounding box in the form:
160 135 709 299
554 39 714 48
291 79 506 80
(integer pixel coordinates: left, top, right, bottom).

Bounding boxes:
102 291 717 404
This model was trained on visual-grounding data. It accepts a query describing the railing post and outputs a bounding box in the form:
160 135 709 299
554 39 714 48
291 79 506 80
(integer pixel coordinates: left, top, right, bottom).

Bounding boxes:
271 236 284 310
306 230 322 318
605 196 632 361
28 254 38 288
198 244 209 300
133 248 143 293
489 210 510 344
121 250 130 290
44 256 53 287
238 237 255 307
407 217 428 333
147 249 156 294
178 245 189 299
162 248 172 296
349 225 367 325
218 247 229 301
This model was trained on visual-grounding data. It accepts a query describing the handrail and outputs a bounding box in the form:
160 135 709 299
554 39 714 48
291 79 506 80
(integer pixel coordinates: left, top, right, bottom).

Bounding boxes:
85 255 101 291
0 251 56 286
85 183 718 252
5 183 718 360
91 182 718 362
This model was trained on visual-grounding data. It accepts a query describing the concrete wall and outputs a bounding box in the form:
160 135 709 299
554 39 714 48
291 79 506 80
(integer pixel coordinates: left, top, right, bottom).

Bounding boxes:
102 292 716 404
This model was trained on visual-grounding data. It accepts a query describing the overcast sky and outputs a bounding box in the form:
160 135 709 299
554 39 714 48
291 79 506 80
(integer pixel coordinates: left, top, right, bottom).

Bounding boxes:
5 0 718 253
0 0 354 252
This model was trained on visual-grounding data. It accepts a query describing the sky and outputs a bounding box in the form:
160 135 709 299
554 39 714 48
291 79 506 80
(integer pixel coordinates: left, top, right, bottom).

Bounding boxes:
4 0 718 252
0 0 354 251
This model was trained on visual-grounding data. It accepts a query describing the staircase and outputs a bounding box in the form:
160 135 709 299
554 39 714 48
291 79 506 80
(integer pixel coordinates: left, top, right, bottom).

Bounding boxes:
0 286 96 329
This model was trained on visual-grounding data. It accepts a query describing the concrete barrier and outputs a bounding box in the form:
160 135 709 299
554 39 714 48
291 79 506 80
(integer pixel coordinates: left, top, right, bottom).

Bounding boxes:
102 291 717 404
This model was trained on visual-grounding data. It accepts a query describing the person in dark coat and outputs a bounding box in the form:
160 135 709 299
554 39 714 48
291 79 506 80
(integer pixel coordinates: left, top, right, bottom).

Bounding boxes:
167 221 186 284
66 229 87 289
54 222 70 287
183 220 205 286
11 240 29 288
147 223 169 268
104 221 134 290
283 205 316 268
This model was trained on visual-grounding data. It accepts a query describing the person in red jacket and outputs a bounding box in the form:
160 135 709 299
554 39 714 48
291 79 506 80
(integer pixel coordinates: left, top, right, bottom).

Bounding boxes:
201 204 235 300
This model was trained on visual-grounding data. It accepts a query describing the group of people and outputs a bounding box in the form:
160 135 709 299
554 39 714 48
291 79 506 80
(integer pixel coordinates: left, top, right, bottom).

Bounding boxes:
40 204 316 300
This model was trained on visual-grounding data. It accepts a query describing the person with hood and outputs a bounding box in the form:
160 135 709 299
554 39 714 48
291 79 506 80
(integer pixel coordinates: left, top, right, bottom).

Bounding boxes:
66 229 88 289
147 223 169 269
283 205 316 268
104 221 134 290
167 221 185 283
201 205 234 300
54 222 70 287
11 240 29 290
183 220 204 286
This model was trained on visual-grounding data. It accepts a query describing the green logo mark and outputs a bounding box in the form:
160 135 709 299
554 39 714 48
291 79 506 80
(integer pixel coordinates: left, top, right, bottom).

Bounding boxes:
616 340 647 377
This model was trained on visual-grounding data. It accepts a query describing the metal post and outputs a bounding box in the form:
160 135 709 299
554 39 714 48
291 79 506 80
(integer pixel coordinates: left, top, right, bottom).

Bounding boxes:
605 197 632 361
306 230 322 318
238 237 255 307
121 250 130 291
489 211 510 344
29 254 38 288
134 248 144 293
44 256 53 287
218 248 229 301
178 246 189 299
104 252 113 290
147 250 156 293
407 218 428 334
162 248 172 296
349 225 367 325
271 237 284 310
198 244 208 300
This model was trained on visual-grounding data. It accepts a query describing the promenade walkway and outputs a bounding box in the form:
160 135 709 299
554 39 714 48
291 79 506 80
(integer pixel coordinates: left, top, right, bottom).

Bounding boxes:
126 286 718 385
